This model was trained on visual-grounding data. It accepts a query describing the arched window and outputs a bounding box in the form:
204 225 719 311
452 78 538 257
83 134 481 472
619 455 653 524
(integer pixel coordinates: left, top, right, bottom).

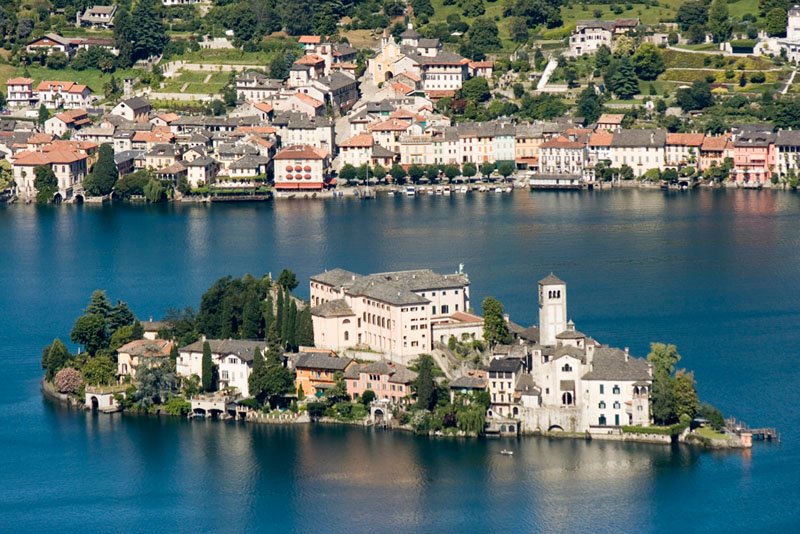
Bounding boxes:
598 401 606 409
561 363 572 372
613 401 620 409
344 331 349 341
599 414 607 426
612 385 620 395
562 392 573 406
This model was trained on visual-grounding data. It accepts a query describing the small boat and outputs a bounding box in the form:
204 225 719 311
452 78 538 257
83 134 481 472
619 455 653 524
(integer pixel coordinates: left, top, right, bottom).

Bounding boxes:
405 186 416 196
505 186 513 193
458 185 468 194
500 449 514 456
478 185 486 192
494 187 503 193
443 186 451 195
435 186 443 195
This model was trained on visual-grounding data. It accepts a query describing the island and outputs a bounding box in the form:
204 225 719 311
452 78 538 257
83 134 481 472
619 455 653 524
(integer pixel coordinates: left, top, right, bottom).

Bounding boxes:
41 267 775 449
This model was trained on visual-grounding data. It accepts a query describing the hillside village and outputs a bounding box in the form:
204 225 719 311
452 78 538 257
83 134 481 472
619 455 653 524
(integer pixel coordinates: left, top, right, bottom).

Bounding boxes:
2 1 800 201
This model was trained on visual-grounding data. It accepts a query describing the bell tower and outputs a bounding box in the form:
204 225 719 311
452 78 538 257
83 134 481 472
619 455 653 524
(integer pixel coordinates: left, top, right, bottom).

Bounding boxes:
538 273 567 346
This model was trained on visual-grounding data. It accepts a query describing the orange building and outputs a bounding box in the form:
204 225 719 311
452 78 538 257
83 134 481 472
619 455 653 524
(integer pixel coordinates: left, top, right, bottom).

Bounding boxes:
294 352 355 397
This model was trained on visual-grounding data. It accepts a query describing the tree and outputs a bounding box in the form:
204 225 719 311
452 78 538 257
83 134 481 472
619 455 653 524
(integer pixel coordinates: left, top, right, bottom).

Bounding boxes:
608 56 639 100
144 178 166 203
277 269 299 291
707 0 732 43
444 164 460 180
498 161 515 179
54 368 83 394
242 289 263 339
389 163 406 183
458 77 491 103
673 370 700 420
83 144 118 196
479 162 495 179
509 17 529 43
766 8 788 37
201 341 213 392
461 18 501 58
482 296 510 345
42 338 71 381
632 43 665 81
32 164 57 204
372 164 387 181
71 314 107 355
339 164 357 184
361 389 376 405
36 103 49 127
648 342 682 425
295 306 314 347
577 84 603 124
248 347 269 404
134 360 178 408
519 93 567 120
81 355 116 386
415 354 436 410
677 80 713 112
462 0 485 16
697 402 725 430
462 162 477 179
46 51 69 70
408 164 425 183
130 0 168 61
676 0 708 31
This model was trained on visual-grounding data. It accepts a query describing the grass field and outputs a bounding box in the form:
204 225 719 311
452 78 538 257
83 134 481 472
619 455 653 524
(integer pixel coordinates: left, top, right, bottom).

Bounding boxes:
0 63 142 94
160 70 229 94
428 0 517 50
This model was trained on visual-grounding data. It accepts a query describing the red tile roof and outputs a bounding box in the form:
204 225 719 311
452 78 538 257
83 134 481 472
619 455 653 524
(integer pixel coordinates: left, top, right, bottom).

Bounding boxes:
339 133 374 148
298 35 321 44
666 133 705 146
274 145 328 160
541 135 585 149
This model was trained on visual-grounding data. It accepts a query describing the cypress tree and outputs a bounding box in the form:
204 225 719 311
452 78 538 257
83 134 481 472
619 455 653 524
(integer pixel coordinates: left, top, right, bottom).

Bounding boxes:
248 347 268 404
201 341 213 392
415 354 436 411
286 300 298 351
169 343 178 363
242 290 262 339
275 288 284 342
263 293 274 336
295 307 314 347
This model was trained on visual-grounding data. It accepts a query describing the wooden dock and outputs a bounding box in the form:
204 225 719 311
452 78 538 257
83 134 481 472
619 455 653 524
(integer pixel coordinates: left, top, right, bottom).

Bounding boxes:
726 418 780 442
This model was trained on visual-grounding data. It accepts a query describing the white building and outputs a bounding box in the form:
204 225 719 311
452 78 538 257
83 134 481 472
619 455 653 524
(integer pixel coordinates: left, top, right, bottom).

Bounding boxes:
176 339 265 398
779 6 800 62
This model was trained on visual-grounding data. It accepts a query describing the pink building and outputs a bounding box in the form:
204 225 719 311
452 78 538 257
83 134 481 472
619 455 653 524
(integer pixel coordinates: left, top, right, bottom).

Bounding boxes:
344 360 417 404
310 268 471 359
732 130 775 186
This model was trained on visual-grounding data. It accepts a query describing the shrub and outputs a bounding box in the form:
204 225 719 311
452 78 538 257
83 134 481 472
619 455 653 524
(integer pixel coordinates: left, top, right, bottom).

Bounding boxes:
749 72 766 84
164 396 191 416
54 367 83 394
361 389 376 405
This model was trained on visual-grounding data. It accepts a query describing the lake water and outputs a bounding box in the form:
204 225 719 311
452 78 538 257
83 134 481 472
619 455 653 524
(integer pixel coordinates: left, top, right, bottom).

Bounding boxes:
1 190 798 532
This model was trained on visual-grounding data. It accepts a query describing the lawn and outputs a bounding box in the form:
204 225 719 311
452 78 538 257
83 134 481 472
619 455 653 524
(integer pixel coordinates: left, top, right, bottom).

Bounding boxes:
1 64 142 94
160 70 229 94
695 426 727 440
427 0 517 50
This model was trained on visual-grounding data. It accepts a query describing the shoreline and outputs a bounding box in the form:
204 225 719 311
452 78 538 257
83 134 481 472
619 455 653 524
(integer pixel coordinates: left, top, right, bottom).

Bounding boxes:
41 380 749 450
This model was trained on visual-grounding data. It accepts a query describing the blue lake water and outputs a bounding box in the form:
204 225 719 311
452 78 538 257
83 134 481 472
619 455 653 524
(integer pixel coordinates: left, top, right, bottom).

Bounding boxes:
1 190 798 532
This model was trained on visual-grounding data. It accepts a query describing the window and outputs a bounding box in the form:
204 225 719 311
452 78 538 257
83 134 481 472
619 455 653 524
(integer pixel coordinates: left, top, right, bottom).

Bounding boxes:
613 401 620 409
562 392 573 406
221 370 229 380
599 414 607 426
599 401 606 409
441 305 449 314
344 331 349 341
561 364 572 372
612 385 620 395
599 384 604 394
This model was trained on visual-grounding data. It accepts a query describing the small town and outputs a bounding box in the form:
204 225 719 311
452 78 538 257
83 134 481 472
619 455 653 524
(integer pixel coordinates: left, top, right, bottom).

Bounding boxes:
3 2 800 203
41 266 774 448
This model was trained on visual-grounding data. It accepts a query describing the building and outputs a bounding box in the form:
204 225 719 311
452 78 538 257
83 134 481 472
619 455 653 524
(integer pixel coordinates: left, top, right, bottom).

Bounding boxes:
538 136 586 176
12 149 89 201
236 72 283 102
699 135 733 171
295 352 355 397
6 77 35 108
665 133 705 168
117 339 173 379
732 127 775 186
35 81 93 109
273 145 331 192
177 339 265 398
44 109 91 137
344 360 417 404
185 156 220 188
609 129 666 177
774 130 800 179
111 97 152 122
77 5 116 28
779 6 800 61
596 113 625 132
488 358 524 418
26 33 78 57
569 19 639 56
310 268 470 358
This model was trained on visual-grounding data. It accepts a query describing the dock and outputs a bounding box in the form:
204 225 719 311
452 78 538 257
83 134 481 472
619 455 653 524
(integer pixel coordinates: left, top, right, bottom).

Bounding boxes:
726 418 780 442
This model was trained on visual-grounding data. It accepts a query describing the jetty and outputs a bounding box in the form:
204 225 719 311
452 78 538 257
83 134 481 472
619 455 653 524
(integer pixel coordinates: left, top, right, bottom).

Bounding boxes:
726 418 780 442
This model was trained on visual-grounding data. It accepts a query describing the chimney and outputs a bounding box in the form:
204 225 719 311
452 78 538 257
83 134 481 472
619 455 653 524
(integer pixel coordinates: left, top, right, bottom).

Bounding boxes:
624 347 629 362
503 313 510 323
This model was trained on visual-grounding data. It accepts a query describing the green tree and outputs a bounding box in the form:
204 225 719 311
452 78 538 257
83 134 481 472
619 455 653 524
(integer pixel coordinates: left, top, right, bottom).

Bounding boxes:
248 346 269 404
697 402 725 430
372 164 387 181
508 17 529 43
389 163 406 183
275 287 285 339
37 104 49 126
677 80 714 112
461 17 501 58
462 162 477 179
577 84 603 124
408 164 425 183
676 0 708 31
143 178 166 203
339 164 357 184
608 56 639 99
458 77 491 102
480 162 495 178
83 144 118 196
71 314 108 355
648 342 682 424
632 43 665 81
673 369 700 419
41 338 71 381
766 7 788 37
444 164 460 180
201 341 213 392
482 296 510 345
33 165 58 204
707 0 732 43
498 161 515 179
130 0 169 61
277 269 299 291
415 354 436 410
81 355 117 386
361 389 376 405
295 306 314 347
109 324 136 352
242 289 263 339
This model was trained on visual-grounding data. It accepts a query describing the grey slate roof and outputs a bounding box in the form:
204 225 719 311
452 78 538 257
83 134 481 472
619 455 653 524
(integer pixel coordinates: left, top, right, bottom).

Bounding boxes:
553 345 586 363
735 131 776 147
776 130 800 146
417 38 440 48
539 273 565 285
120 97 150 111
372 144 395 158
488 358 524 373
556 329 586 340
582 347 652 381
179 339 264 362
450 375 488 389
229 155 270 170
611 129 666 148
316 72 358 91
515 373 541 395
310 299 355 318
295 353 353 371
311 268 360 286
184 156 218 167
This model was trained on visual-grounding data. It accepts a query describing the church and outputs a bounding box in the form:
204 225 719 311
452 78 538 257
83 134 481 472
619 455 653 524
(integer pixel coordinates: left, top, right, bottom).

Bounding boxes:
487 274 653 434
